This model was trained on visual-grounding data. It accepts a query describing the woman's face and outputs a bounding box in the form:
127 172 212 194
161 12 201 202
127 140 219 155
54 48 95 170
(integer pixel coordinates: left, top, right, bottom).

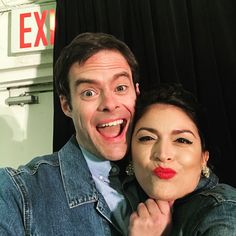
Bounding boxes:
131 103 209 201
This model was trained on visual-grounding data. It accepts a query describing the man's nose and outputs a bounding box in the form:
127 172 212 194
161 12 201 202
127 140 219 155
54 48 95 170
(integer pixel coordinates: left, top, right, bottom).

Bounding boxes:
98 91 119 112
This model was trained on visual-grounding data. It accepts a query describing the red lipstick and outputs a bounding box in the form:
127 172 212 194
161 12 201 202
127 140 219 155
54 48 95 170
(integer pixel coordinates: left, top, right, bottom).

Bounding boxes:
153 166 176 179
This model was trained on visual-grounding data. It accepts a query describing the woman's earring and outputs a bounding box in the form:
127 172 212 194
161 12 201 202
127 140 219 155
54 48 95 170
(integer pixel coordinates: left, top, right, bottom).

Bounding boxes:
202 165 210 178
126 162 134 176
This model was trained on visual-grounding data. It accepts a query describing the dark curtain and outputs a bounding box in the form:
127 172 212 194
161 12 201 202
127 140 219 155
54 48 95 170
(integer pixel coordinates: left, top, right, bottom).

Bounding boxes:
53 0 236 187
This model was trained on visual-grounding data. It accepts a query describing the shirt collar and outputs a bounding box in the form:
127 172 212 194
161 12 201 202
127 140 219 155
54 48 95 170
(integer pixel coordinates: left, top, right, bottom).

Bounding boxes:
81 147 112 180
81 147 120 181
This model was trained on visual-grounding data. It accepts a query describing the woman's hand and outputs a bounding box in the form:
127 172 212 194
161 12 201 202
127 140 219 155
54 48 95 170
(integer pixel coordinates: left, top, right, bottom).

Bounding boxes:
129 199 173 236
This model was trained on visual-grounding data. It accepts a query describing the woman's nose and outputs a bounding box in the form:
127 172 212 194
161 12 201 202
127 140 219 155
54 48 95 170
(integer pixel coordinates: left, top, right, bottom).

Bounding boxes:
152 141 174 162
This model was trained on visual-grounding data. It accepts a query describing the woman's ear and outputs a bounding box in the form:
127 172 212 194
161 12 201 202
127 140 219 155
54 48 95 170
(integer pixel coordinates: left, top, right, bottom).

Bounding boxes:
60 95 72 118
202 151 209 165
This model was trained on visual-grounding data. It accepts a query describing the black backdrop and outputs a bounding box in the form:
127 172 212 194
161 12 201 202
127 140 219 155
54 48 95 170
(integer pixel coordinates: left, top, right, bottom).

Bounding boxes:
53 0 236 187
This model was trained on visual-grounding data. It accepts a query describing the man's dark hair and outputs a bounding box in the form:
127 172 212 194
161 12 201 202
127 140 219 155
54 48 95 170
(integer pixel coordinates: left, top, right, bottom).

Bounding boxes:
54 32 139 106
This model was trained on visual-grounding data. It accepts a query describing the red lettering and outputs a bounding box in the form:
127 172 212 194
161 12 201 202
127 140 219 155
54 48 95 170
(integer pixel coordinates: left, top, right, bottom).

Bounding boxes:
49 9 55 45
20 13 32 48
34 10 48 47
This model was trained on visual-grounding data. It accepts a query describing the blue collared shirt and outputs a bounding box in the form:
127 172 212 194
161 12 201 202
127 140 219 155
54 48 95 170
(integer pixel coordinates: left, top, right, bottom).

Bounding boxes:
81 147 130 235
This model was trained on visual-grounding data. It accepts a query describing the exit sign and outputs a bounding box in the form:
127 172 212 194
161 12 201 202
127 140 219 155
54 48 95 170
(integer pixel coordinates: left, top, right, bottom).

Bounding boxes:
11 2 56 53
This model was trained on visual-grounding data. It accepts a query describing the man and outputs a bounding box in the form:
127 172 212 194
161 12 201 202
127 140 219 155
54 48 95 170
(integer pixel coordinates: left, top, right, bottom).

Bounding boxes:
0 32 140 235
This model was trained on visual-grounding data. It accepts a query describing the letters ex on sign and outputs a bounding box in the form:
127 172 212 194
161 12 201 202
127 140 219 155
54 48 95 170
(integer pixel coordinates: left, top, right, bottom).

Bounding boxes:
11 2 56 53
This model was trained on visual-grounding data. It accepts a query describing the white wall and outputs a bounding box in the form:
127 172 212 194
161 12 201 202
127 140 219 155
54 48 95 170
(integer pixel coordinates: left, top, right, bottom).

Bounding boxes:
0 0 55 168
0 87 53 168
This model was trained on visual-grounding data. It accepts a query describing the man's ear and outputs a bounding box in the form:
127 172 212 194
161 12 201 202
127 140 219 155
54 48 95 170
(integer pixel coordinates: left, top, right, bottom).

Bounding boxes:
60 95 72 118
135 83 140 96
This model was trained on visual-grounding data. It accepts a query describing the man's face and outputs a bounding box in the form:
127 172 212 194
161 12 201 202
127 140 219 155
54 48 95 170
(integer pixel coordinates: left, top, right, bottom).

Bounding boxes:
60 50 139 161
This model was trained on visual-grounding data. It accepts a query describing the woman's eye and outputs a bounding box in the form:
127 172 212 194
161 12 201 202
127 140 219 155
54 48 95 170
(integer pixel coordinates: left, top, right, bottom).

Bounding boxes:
138 136 155 142
176 138 193 144
82 90 96 97
116 85 127 92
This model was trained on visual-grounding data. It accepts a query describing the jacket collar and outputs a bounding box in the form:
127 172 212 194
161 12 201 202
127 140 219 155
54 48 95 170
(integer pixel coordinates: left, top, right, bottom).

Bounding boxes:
175 171 219 205
58 136 99 208
196 170 219 191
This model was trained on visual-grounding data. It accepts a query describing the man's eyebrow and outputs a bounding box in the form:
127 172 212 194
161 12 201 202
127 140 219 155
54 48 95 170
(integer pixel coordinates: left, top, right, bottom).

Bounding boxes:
74 71 132 88
74 78 98 88
113 71 131 79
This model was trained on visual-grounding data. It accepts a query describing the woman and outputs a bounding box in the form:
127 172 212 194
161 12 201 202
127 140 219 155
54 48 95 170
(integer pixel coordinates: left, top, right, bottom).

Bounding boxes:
128 83 236 235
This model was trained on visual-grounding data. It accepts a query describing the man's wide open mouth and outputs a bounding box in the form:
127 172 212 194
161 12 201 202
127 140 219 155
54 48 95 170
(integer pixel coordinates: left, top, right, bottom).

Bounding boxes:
96 119 127 138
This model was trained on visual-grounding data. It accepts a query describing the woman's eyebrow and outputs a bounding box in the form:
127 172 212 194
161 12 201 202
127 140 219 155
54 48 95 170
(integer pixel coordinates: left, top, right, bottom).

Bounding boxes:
135 127 157 135
172 129 196 138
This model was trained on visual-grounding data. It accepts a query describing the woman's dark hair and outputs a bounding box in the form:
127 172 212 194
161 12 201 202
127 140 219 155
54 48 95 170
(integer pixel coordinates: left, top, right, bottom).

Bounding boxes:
54 32 139 106
134 83 209 151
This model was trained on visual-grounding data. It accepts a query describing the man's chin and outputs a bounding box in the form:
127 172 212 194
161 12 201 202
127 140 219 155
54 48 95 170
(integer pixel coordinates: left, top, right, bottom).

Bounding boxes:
100 147 127 161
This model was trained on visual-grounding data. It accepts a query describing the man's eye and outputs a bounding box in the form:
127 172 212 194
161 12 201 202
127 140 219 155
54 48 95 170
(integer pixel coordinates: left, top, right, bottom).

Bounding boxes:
82 90 96 97
176 138 193 144
138 136 154 142
116 85 127 92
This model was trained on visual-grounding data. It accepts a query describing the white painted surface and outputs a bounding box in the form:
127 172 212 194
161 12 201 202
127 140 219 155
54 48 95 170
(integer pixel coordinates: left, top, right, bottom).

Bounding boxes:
0 0 55 168
0 0 55 88
0 87 53 168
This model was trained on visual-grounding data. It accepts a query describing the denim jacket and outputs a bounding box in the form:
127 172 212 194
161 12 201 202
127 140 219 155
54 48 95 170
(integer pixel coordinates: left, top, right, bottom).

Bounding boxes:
171 172 236 235
0 136 139 236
